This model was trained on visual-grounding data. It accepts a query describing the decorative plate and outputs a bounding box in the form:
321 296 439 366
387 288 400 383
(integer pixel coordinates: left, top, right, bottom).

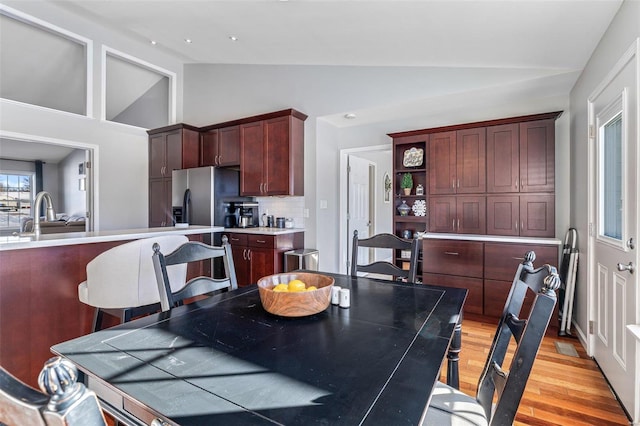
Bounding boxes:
412 200 426 217
403 147 424 168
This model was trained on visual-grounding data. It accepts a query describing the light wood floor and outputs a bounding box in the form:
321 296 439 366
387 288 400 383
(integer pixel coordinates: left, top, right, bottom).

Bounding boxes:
440 316 631 425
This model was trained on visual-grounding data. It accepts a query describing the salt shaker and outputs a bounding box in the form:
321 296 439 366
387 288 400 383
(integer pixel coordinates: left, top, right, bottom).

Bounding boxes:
339 288 350 308
331 286 342 305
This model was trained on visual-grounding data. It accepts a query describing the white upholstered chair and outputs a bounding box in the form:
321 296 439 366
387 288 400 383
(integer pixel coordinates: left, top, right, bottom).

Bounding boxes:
78 235 189 331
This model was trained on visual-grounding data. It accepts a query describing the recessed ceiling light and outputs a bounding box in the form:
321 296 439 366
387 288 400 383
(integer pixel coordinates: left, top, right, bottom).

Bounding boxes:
150 40 157 45
229 36 238 41
344 113 357 120
184 38 192 44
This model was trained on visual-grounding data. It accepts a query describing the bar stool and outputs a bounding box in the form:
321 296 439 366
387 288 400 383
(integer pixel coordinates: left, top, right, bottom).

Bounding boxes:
78 235 188 332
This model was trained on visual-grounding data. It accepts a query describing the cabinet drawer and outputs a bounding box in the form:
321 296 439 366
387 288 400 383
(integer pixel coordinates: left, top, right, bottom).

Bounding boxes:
248 234 276 248
484 243 558 281
423 273 483 315
422 240 484 278
226 233 247 246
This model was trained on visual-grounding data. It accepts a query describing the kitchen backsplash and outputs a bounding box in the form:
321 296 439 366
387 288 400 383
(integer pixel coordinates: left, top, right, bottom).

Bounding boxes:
256 196 305 228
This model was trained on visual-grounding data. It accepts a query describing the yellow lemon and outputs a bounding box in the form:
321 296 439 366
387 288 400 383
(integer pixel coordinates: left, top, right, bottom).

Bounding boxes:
306 286 317 291
288 279 306 292
273 283 289 292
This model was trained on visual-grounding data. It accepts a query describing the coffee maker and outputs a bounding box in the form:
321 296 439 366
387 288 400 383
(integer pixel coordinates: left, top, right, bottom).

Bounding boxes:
238 201 259 227
224 201 259 228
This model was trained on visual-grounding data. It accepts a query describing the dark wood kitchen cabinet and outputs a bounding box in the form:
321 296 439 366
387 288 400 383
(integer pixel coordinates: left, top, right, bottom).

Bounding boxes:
423 240 484 315
240 110 307 196
225 232 304 287
429 195 486 234
487 119 555 193
483 242 559 320
429 128 485 195
487 194 555 237
200 125 240 167
147 124 200 227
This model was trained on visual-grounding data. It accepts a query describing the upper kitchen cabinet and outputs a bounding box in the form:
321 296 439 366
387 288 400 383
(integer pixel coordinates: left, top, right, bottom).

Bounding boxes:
240 109 307 196
487 118 556 193
429 128 486 195
148 124 200 227
200 125 240 167
149 124 200 179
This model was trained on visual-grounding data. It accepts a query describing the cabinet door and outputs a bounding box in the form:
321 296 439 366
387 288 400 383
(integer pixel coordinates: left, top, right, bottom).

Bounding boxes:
149 134 166 179
487 195 520 236
456 128 486 193
264 116 291 195
429 196 456 233
165 130 184 173
487 124 519 193
457 196 486 234
520 194 555 237
149 179 171 227
231 245 251 287
240 121 265 196
249 248 277 283
484 242 559 281
200 129 218 166
429 131 456 195
423 273 483 315
520 119 555 193
218 125 240 166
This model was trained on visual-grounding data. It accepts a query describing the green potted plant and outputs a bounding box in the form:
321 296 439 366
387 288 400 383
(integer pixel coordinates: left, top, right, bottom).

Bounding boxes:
401 173 413 195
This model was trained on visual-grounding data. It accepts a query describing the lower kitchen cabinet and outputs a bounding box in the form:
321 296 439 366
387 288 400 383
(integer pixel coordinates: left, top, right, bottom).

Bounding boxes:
423 272 484 315
225 232 304 286
422 239 560 321
483 242 559 319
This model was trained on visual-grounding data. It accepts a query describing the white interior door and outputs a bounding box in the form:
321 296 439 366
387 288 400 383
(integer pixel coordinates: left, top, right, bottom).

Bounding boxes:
347 155 372 270
590 40 638 423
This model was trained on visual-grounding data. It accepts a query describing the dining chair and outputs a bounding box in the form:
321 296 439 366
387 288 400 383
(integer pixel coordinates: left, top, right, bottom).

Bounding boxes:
152 235 238 311
78 235 189 332
422 251 560 426
0 356 106 426
350 230 419 283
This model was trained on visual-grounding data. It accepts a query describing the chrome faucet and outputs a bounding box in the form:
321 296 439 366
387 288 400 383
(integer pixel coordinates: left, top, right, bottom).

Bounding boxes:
33 191 56 235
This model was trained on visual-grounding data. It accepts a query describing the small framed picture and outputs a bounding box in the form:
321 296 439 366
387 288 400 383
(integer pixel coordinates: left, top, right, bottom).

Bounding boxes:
78 162 85 175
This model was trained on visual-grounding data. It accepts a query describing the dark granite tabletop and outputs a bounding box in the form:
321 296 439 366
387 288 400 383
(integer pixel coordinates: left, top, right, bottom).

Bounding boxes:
52 273 467 425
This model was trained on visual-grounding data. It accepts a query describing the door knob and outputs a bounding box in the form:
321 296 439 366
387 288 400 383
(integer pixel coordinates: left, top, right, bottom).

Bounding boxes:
617 262 634 274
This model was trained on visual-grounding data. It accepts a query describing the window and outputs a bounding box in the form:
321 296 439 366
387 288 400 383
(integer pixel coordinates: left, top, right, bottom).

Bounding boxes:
103 47 175 129
601 114 623 240
0 173 33 230
0 6 91 115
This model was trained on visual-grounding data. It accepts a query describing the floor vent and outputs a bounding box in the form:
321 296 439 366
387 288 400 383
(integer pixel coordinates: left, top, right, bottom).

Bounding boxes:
555 341 579 357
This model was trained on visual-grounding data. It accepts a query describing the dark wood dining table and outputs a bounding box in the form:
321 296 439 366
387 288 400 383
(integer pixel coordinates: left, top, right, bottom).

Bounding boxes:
51 272 467 426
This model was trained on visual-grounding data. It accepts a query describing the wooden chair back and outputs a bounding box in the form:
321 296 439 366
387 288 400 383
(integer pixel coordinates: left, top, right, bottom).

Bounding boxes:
476 251 560 424
350 230 419 283
152 235 238 311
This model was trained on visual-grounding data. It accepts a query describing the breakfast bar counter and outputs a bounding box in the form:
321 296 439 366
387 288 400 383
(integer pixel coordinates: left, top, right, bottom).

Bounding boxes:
0 225 221 388
0 225 222 251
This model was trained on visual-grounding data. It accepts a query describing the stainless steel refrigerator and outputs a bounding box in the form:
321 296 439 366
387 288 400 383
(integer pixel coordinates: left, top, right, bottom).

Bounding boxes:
171 166 244 276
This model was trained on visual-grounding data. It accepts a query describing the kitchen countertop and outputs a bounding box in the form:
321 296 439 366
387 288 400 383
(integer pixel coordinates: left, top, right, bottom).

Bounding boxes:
419 232 562 245
223 227 304 235
0 225 222 251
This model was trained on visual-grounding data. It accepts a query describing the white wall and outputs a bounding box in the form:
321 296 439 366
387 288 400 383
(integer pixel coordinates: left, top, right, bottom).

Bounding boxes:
184 64 571 273
569 0 640 337
0 1 185 230
59 149 86 217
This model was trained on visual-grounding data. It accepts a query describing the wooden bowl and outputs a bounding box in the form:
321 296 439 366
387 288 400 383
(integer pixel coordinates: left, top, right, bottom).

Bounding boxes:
257 272 334 317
